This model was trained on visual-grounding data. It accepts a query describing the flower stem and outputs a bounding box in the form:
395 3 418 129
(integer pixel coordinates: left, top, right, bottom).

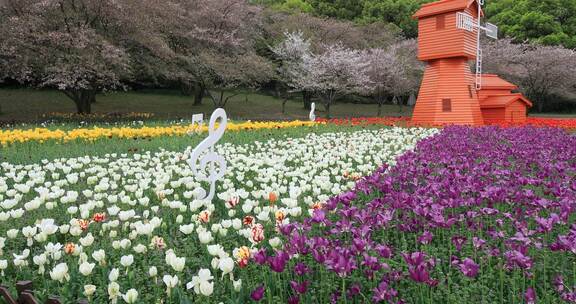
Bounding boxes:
342 277 347 304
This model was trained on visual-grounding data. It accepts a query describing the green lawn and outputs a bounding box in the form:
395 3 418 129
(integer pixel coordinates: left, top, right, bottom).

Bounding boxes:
0 88 412 123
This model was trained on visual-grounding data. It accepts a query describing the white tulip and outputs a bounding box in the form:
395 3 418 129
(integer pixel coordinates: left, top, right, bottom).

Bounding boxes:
170 256 185 272
179 223 194 235
122 288 138 304
108 282 121 302
133 244 147 254
218 257 234 277
49 263 69 283
83 284 96 298
79 261 95 276
211 257 220 270
269 237 282 248
199 280 214 296
163 274 179 296
0 259 7 275
120 255 134 268
32 253 47 274
69 226 83 236
109 268 120 282
7 229 18 239
92 249 106 265
148 266 157 277
232 219 242 230
187 268 214 296
79 233 94 247
120 239 132 249
198 230 213 244
59 224 70 234
233 279 242 292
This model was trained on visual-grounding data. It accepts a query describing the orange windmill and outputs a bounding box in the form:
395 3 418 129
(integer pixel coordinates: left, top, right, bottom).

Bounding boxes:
411 0 529 126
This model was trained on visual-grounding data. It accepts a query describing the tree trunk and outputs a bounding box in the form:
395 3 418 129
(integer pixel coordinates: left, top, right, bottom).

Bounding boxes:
303 91 312 110
180 81 194 96
397 96 404 113
64 90 94 114
206 90 239 109
323 97 332 119
282 98 288 114
537 101 544 113
376 94 385 117
193 82 204 106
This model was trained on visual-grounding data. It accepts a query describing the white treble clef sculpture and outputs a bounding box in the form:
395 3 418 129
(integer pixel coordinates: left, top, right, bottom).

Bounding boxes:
309 102 316 122
187 108 227 202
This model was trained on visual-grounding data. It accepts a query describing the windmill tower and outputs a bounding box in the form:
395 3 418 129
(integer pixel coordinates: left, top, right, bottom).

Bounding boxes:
411 0 498 126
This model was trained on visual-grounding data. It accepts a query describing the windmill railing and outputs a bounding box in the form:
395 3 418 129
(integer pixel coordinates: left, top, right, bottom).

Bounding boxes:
0 281 88 304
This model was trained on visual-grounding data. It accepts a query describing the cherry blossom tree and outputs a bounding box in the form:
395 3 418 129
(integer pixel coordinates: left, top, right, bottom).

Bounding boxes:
265 12 398 110
483 39 576 112
0 0 134 114
195 50 275 108
363 39 423 115
270 31 314 111
167 0 265 106
296 44 371 118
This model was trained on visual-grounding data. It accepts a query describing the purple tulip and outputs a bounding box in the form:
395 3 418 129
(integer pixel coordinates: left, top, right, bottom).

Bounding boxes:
451 236 467 251
402 252 426 267
288 296 300 304
248 126 576 302
459 258 480 278
253 248 267 265
325 250 357 277
472 237 486 249
311 209 326 223
524 287 536 304
289 280 309 294
408 264 430 283
346 283 361 299
251 285 265 302
268 251 289 273
294 262 309 276
372 281 398 303
375 244 393 259
418 231 433 245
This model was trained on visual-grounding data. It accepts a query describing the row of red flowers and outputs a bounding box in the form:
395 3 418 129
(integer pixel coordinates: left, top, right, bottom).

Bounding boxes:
318 117 576 130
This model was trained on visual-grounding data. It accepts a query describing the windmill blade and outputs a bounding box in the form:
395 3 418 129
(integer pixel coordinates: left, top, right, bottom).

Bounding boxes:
485 23 498 39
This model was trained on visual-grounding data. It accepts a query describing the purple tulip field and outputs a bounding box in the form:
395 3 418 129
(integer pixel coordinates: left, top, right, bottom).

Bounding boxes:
257 126 576 303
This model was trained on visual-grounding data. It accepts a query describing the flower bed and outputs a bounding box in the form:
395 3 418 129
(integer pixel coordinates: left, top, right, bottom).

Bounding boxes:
0 127 436 303
265 126 576 303
320 117 576 130
0 120 318 146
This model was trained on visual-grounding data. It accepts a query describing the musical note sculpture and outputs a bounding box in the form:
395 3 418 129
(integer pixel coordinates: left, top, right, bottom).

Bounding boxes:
309 102 316 122
187 108 227 202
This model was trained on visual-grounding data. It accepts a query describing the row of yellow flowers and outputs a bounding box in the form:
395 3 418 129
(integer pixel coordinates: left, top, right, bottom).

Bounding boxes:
0 120 318 146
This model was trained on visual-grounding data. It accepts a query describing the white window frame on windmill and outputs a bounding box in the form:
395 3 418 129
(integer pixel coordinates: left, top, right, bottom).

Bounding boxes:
455 0 499 90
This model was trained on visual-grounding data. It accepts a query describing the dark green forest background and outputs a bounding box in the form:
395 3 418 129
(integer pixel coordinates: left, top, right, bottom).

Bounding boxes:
253 0 576 49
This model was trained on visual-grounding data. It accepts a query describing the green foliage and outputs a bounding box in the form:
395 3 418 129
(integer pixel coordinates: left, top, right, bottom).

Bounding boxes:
487 0 576 48
359 0 431 38
249 0 313 13
260 0 576 47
